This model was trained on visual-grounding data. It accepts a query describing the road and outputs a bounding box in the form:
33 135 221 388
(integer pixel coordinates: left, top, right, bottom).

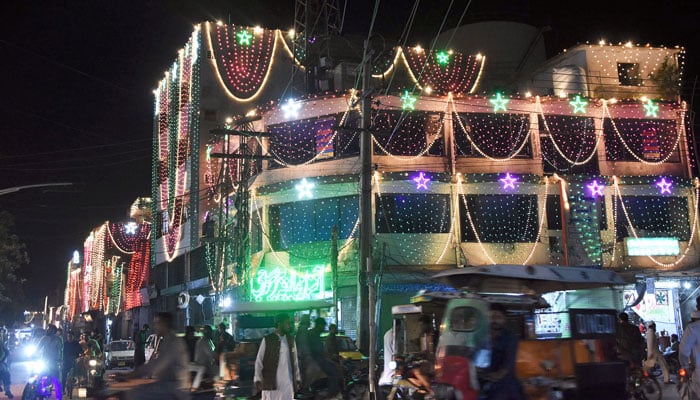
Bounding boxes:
4 358 682 399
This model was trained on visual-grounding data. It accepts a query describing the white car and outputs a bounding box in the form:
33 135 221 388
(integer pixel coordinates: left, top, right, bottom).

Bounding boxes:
106 340 135 368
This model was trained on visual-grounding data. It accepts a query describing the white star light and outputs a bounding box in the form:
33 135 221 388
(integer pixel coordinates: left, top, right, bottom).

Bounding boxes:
281 98 301 119
295 178 315 199
124 222 138 235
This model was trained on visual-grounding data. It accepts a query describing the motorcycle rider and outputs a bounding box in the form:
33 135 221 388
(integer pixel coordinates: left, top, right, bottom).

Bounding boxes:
36 324 63 398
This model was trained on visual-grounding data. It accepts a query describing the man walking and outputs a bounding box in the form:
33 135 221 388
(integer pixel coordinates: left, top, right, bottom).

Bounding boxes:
645 321 671 384
254 313 301 400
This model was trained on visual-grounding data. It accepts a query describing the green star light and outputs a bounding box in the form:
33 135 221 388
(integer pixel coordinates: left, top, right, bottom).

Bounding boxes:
401 90 417 110
643 99 659 117
569 95 589 113
436 51 450 65
237 30 253 45
489 93 509 112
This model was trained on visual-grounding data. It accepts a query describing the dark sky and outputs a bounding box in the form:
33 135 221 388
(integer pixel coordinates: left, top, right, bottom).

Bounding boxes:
1 0 698 309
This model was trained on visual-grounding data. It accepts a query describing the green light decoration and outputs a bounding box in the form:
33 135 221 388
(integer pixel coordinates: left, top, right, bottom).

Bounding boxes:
489 93 509 112
643 99 659 117
436 51 450 65
569 95 589 114
250 266 325 302
237 30 253 45
625 237 680 256
401 90 417 110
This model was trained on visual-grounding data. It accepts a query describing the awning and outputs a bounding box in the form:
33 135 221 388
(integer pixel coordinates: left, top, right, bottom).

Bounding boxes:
432 264 628 294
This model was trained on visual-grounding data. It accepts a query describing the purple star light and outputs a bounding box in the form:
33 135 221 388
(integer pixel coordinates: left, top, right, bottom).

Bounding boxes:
499 173 518 190
586 180 604 197
656 177 672 194
413 172 430 190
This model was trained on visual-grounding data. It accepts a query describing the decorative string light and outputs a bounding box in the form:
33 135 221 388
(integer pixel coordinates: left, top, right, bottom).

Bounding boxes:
401 90 417 110
499 173 518 190
236 29 253 45
644 99 659 117
656 177 673 194
436 51 450 65
489 93 509 112
569 95 589 113
281 98 302 119
412 172 431 189
587 180 605 197
295 178 315 199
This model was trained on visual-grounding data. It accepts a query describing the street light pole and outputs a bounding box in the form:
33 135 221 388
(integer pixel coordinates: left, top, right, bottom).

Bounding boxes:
0 182 73 197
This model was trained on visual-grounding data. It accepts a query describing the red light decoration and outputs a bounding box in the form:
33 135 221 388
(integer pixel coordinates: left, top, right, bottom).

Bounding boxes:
403 47 482 95
210 24 276 100
124 239 150 311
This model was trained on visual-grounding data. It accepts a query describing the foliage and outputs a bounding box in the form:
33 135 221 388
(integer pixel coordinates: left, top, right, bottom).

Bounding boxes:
0 211 28 303
648 56 681 99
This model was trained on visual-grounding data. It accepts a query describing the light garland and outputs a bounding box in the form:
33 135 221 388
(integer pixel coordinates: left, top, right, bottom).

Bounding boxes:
537 99 602 167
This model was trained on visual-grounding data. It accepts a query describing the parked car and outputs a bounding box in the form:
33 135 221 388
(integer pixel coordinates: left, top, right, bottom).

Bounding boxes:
320 333 366 361
105 339 135 369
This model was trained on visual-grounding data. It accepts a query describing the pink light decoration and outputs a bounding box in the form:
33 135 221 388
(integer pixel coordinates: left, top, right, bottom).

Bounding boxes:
403 47 483 95
413 172 431 190
499 173 518 190
656 177 672 194
586 180 604 197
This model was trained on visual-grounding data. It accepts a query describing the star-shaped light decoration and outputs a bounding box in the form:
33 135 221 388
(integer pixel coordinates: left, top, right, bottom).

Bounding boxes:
499 173 518 190
124 221 138 235
295 178 315 199
656 177 672 194
281 98 301 119
412 172 430 190
237 30 253 45
643 99 659 118
586 180 604 198
401 90 417 110
436 51 450 65
489 93 509 112
569 95 589 114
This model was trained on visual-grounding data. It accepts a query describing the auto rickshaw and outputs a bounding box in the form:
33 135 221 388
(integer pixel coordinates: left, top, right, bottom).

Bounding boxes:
389 264 628 400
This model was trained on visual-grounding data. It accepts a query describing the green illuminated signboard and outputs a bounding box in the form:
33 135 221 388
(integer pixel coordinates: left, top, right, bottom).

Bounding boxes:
624 237 680 256
250 266 325 302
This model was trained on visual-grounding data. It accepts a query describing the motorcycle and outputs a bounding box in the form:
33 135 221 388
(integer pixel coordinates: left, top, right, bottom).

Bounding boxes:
64 354 105 399
22 358 61 400
297 359 370 400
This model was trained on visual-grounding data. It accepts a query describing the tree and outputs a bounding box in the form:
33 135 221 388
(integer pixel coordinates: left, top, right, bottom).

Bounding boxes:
648 56 681 100
0 211 29 320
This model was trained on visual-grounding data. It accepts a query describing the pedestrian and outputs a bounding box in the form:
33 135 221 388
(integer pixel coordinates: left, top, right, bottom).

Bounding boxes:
325 323 340 363
294 314 313 389
615 312 644 369
118 312 190 400
184 325 197 362
215 322 235 360
680 310 700 399
62 331 82 393
0 338 14 399
478 304 525 400
134 324 148 367
378 321 398 400
254 313 301 400
309 317 341 399
192 325 216 390
644 321 672 384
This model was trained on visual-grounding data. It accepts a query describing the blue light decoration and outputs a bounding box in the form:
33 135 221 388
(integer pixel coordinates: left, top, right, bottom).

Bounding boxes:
569 95 589 114
401 90 417 110
586 180 604 198
655 177 672 194
412 172 431 190
643 99 659 118
281 98 301 119
72 250 80 265
489 92 509 112
625 237 680 256
250 266 325 301
499 172 518 190
295 178 315 199
124 221 138 235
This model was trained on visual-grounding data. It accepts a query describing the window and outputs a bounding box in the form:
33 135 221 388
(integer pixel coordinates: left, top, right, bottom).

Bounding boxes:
603 118 679 162
450 307 483 332
453 112 532 158
614 195 690 241
372 111 444 156
617 62 642 86
269 196 359 247
460 194 539 242
375 193 450 233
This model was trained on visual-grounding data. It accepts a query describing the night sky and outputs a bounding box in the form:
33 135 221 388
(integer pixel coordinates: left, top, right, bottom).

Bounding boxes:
1 0 698 310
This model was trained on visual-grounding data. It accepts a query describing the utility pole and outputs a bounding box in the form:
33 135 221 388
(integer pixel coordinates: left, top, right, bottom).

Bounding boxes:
331 226 339 324
358 38 376 399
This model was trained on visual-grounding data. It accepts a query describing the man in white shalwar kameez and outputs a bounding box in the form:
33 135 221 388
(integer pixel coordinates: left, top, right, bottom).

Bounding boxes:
255 313 301 400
